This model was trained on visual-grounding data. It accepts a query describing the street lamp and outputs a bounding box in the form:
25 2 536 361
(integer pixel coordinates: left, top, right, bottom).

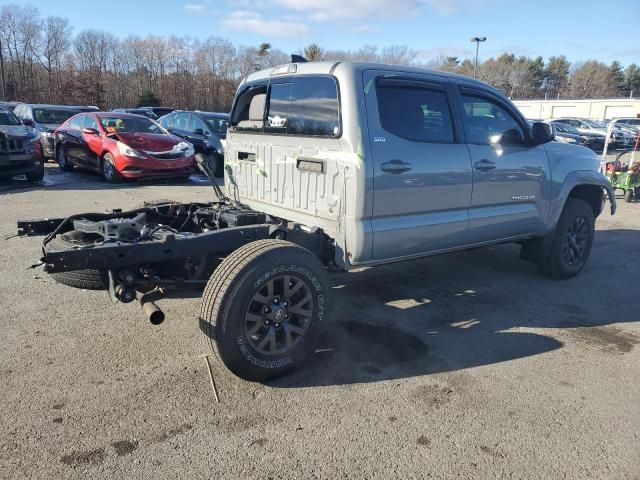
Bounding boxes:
470 36 486 79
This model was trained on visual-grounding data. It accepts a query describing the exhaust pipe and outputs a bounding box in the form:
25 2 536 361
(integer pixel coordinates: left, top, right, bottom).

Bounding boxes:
142 300 165 325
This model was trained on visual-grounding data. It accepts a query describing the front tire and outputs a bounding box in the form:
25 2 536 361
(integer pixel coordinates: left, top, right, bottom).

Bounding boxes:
200 240 332 382
538 199 595 279
25 161 44 182
101 153 122 183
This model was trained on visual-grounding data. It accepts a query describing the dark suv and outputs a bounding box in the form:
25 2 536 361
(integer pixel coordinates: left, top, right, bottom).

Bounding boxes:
13 104 86 160
158 110 229 177
0 107 44 181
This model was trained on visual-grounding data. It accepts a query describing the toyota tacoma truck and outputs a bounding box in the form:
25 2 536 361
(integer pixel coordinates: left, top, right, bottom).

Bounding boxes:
18 61 616 382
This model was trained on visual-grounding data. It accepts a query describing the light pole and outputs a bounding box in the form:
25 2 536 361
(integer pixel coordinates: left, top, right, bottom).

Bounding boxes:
470 36 486 79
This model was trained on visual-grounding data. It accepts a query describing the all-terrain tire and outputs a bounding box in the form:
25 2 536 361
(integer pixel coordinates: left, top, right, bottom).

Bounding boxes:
47 232 108 290
538 198 595 280
200 239 332 382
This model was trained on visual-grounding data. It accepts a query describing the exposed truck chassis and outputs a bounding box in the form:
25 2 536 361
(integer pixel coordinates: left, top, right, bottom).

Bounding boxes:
18 201 334 324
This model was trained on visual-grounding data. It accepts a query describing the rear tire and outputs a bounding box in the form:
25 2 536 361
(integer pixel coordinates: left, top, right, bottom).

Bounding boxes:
48 231 107 290
538 198 595 279
56 145 73 171
200 239 332 382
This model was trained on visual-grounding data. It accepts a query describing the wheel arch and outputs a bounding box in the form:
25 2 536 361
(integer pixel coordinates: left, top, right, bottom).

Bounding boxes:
549 170 616 229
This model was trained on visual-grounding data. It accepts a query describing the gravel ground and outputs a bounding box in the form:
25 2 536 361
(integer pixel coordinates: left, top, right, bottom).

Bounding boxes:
0 164 639 479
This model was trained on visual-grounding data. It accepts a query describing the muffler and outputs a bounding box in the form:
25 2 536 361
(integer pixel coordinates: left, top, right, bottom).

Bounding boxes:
142 300 165 325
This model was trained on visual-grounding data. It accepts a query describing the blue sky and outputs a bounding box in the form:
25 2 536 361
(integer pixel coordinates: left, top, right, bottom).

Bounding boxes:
6 0 640 65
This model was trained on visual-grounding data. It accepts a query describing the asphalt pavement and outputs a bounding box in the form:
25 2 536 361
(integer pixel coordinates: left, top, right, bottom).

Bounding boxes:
0 164 638 479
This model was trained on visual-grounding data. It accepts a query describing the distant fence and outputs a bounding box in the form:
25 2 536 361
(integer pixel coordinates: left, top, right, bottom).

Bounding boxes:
512 99 640 120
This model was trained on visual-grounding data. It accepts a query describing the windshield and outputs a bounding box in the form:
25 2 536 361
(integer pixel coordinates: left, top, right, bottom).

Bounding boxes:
582 119 603 128
33 108 78 124
204 116 229 134
0 109 21 126
99 116 166 134
554 122 579 134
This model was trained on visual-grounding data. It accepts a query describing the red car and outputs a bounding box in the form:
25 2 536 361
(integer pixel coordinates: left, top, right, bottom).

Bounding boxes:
54 112 196 182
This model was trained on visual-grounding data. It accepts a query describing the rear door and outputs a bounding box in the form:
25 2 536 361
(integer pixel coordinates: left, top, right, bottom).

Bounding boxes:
364 70 472 260
63 114 87 165
456 86 551 241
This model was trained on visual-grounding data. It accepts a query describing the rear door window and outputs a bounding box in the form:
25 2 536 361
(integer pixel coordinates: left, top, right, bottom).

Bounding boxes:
265 83 292 134
376 79 455 143
288 77 340 136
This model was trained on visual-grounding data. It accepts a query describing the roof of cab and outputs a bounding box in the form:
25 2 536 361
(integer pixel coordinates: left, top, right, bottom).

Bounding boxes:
243 60 499 93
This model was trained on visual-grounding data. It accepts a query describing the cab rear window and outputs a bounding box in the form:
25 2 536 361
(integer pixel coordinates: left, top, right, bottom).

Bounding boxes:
231 76 340 138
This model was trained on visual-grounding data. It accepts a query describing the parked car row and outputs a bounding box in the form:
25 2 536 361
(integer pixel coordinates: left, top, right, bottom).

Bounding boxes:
545 117 639 152
1 101 229 183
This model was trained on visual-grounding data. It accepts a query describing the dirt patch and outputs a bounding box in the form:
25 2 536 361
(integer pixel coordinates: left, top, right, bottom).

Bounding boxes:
564 325 639 354
249 438 268 447
412 384 454 409
111 440 138 456
417 435 431 447
60 448 106 467
151 424 193 444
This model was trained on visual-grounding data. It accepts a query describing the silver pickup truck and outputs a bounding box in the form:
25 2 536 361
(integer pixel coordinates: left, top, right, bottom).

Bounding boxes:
19 61 616 382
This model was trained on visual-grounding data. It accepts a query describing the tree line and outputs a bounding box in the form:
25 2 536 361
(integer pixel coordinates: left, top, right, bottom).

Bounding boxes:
1 4 639 112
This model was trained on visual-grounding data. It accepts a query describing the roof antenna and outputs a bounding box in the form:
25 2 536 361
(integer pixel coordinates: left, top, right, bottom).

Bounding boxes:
291 54 308 63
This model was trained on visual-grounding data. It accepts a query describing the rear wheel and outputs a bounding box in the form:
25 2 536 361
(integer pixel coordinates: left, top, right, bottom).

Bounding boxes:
101 153 122 183
56 145 73 171
200 239 332 382
538 198 595 279
48 231 108 290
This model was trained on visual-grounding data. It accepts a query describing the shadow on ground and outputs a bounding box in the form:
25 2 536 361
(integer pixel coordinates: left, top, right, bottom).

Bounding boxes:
241 228 637 388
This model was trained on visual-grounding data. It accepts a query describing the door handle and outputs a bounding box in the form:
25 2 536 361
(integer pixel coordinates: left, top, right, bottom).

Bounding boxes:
474 159 496 172
381 159 412 174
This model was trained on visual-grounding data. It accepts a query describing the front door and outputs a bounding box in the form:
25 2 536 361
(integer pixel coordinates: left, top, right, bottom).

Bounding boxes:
364 70 473 261
457 87 551 242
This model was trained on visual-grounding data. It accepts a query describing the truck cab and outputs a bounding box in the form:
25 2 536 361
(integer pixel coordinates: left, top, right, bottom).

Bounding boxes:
225 61 613 270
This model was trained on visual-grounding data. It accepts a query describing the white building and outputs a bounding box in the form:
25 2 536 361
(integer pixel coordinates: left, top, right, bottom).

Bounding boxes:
512 98 640 120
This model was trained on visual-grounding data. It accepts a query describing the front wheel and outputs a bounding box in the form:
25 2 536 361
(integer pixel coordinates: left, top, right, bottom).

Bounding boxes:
25 161 44 182
200 239 332 382
538 198 595 279
101 153 122 183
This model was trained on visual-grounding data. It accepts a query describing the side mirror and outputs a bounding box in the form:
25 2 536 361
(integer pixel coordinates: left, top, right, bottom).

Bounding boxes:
193 128 205 136
22 119 34 127
490 128 525 147
531 122 555 145
82 127 99 135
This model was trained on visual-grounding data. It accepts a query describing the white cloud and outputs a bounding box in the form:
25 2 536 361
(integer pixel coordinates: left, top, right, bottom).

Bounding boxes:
351 24 381 34
223 11 310 38
424 0 459 14
274 0 421 21
419 46 473 60
184 3 205 13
